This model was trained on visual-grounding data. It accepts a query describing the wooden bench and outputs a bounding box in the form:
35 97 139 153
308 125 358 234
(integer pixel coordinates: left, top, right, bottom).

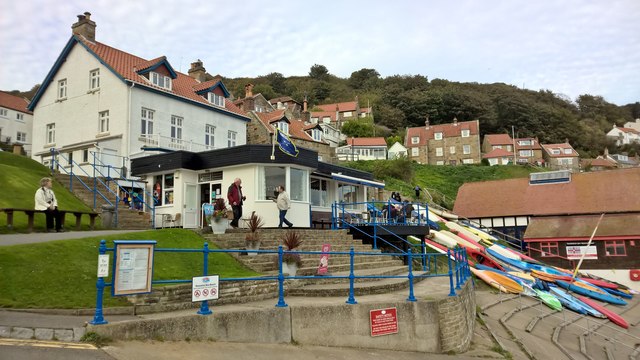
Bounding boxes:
311 212 333 229
0 207 98 233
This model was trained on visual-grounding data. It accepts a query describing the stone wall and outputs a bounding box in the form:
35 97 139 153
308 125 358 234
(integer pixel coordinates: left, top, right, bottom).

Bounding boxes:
437 281 476 353
426 134 481 165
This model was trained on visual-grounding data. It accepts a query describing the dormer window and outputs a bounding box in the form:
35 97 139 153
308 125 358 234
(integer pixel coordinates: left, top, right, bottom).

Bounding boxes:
208 92 225 107
411 136 419 144
434 132 443 140
275 121 288 134
461 129 470 137
551 149 561 155
518 140 531 146
312 128 322 141
563 148 572 155
151 72 172 90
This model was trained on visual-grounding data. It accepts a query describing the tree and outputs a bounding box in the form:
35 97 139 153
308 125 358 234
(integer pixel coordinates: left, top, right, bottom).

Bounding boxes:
341 119 375 138
348 68 380 89
309 64 329 80
262 72 288 95
252 83 276 100
312 81 331 102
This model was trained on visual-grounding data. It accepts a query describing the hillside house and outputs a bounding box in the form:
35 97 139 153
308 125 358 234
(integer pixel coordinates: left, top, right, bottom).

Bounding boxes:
268 96 302 118
0 91 33 155
233 84 275 114
483 148 514 166
541 142 580 171
623 118 640 132
309 97 372 129
388 142 408 159
606 124 640 146
482 133 513 154
405 118 481 165
514 137 543 165
336 137 387 161
28 12 250 177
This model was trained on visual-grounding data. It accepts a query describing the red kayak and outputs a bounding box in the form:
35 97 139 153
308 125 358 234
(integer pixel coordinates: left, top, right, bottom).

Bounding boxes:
579 277 618 290
466 247 505 271
578 296 629 329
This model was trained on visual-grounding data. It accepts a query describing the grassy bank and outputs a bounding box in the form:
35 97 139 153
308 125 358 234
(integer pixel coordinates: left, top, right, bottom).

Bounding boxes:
0 229 260 308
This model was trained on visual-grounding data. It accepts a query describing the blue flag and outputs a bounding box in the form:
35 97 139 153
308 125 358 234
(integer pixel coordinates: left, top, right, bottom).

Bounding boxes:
276 129 299 157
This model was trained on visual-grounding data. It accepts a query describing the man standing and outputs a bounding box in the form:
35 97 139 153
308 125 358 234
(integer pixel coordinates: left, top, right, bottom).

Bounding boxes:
34 177 63 232
275 185 293 228
414 185 422 199
227 178 245 228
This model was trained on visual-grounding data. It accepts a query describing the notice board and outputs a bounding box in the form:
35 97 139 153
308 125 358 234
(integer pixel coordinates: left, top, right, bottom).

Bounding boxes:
113 241 156 296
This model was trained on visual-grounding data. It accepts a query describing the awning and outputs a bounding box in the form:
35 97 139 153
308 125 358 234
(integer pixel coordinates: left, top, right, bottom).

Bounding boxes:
331 172 385 189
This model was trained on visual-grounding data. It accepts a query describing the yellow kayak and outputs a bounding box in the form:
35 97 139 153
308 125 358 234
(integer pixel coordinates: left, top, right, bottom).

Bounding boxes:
470 267 523 294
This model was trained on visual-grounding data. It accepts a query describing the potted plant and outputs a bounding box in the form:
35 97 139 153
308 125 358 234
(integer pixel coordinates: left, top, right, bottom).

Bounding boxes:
245 211 264 256
207 198 229 234
280 230 303 276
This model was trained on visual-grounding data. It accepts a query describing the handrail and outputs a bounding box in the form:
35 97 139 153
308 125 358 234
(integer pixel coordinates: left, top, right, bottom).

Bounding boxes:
49 149 113 207
90 240 471 324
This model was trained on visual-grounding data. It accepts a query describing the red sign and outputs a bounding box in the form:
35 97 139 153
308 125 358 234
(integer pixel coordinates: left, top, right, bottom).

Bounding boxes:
370 307 398 337
317 244 331 275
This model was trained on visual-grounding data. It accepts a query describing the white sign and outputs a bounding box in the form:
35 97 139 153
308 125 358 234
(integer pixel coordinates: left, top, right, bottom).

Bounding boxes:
566 245 598 260
97 254 110 278
113 243 155 296
192 275 219 302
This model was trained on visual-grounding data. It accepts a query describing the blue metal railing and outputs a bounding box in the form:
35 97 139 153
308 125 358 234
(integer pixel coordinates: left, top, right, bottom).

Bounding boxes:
91 240 471 325
332 200 431 228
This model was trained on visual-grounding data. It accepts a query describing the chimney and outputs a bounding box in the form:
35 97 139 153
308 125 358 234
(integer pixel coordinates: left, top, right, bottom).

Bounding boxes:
188 60 207 82
453 117 458 126
336 105 341 128
244 83 254 98
604 147 609 157
302 96 310 123
71 12 96 42
425 114 430 129
303 96 308 112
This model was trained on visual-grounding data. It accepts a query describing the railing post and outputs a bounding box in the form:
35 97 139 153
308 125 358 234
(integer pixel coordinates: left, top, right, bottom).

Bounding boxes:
340 202 345 229
49 148 55 174
346 247 357 304
90 240 108 325
455 249 461 290
421 239 426 271
372 215 378 250
447 249 456 296
92 153 97 209
406 248 416 302
197 242 212 315
276 246 288 307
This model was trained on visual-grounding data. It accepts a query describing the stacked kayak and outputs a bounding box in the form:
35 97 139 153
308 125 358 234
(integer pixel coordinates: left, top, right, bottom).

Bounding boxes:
470 267 523 294
555 280 627 306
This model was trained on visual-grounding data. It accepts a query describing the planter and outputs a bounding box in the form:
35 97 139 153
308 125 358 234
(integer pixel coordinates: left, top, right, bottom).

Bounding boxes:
245 240 261 256
282 262 298 276
210 218 228 234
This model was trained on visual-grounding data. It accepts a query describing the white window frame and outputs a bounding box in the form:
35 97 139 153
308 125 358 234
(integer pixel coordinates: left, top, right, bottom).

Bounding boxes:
461 129 470 137
82 149 89 163
153 173 175 206
436 147 443 157
141 108 154 137
0 108 7 117
208 92 225 107
436 161 444 165
228 130 237 147
89 69 100 90
205 124 215 149
16 113 24 121
518 140 531 146
276 121 289 134
411 147 419 156
449 146 456 154
312 128 322 141
99 110 109 133
462 159 474 164
551 149 561 155
170 115 183 143
520 149 533 157
151 72 172 90
46 123 56 144
463 145 471 155
563 148 572 155
16 131 26 142
434 132 443 140
58 79 67 100
411 136 419 144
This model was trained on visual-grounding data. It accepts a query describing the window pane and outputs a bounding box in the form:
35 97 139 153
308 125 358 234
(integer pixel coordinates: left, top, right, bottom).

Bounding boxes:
338 183 358 208
311 178 328 207
290 168 306 201
164 174 174 188
262 166 286 200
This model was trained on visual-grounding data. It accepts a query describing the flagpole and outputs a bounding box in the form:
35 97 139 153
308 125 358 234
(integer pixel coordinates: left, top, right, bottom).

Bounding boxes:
571 213 604 281
270 129 276 160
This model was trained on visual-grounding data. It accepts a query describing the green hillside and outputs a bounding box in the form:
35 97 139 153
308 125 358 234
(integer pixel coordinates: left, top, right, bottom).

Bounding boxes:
345 159 539 208
0 151 95 233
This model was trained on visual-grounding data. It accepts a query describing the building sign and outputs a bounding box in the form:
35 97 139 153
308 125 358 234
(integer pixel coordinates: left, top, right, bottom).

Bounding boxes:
192 275 219 302
566 242 598 260
113 241 156 296
370 307 398 337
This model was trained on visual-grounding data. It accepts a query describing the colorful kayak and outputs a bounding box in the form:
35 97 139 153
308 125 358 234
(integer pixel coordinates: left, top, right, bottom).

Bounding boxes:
577 296 629 329
460 222 499 242
470 267 523 294
467 247 505 271
430 207 459 220
555 280 627 306
548 287 605 318
603 287 633 299
488 244 521 260
486 248 532 271
430 230 457 248
445 222 485 246
533 289 562 311
441 230 482 251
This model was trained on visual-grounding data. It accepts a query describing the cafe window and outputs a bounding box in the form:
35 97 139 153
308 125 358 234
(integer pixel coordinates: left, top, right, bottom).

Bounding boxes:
540 242 558 257
338 183 359 209
605 240 626 256
310 177 329 207
153 173 174 206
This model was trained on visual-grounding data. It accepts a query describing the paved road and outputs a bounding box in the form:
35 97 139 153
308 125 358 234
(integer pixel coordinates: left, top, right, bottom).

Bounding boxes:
0 230 146 246
0 338 114 360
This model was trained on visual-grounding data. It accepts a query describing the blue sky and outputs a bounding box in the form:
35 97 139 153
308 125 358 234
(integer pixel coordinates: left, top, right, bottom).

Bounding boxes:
1 0 639 105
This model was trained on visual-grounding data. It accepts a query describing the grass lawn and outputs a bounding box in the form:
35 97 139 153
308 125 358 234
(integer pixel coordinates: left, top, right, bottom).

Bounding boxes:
0 152 97 233
0 229 260 309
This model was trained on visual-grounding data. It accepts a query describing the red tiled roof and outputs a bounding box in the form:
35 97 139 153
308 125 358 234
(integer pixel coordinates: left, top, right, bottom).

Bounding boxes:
0 91 31 114
483 148 514 159
515 138 542 150
134 56 167 72
346 137 387 147
524 213 640 240
405 120 479 148
484 134 512 145
316 101 357 112
309 111 337 122
192 77 222 92
76 37 247 118
254 110 324 143
541 143 579 158
589 158 617 168
453 167 640 218
618 127 640 134
268 96 300 105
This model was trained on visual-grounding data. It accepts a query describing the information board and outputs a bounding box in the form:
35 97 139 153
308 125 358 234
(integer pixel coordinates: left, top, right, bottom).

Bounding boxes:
370 307 398 337
192 275 220 302
113 241 155 296
97 254 110 278
566 243 598 260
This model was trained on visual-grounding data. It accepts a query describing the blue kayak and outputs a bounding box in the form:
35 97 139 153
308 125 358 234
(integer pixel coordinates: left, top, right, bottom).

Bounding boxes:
549 286 604 317
555 280 627 306
603 287 633 299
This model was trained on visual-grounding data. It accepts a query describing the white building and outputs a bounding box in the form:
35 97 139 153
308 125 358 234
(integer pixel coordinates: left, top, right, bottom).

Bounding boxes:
336 137 387 161
0 91 33 155
606 124 640 146
387 142 407 159
29 12 250 176
624 119 640 132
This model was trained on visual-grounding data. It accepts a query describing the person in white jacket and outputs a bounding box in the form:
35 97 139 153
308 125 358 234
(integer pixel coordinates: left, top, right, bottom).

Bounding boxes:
274 185 293 228
34 177 63 232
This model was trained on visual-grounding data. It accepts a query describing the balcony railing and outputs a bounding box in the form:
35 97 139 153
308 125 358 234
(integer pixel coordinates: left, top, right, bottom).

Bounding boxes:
139 134 216 152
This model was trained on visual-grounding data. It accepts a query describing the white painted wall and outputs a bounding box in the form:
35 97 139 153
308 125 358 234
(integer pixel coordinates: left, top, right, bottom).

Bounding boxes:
0 106 32 155
582 269 639 292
